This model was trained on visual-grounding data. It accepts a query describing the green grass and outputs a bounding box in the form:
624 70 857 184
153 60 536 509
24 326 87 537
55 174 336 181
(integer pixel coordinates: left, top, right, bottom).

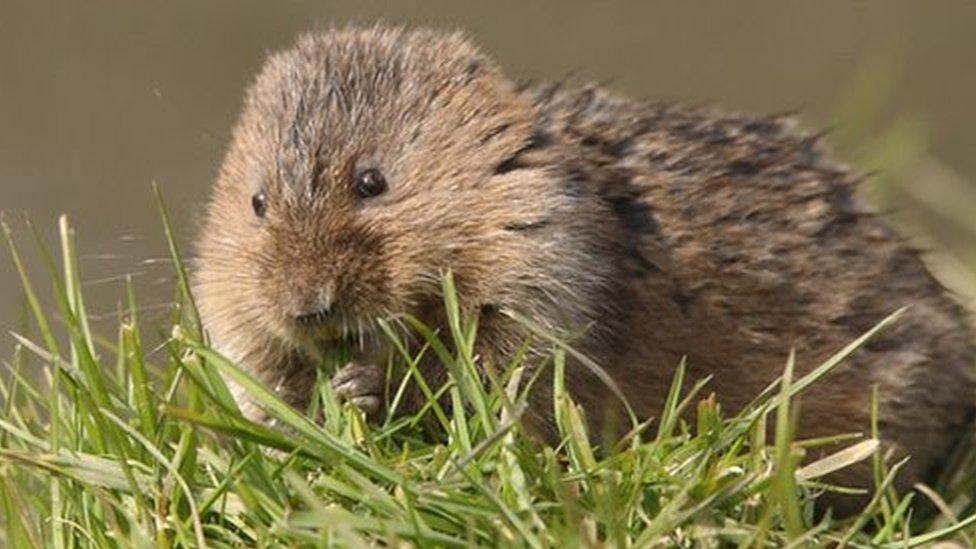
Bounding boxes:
1 193 975 548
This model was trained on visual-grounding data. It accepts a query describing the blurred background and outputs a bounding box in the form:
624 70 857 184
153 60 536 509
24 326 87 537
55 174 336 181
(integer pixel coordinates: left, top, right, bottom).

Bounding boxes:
1 0 975 344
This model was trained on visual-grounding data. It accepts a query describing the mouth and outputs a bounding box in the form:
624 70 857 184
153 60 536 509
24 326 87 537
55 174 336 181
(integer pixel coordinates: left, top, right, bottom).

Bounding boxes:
291 312 373 352
288 305 394 363
294 319 356 343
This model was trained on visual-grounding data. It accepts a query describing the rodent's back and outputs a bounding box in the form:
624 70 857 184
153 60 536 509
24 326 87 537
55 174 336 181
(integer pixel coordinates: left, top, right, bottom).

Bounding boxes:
532 84 976 498
536 84 974 366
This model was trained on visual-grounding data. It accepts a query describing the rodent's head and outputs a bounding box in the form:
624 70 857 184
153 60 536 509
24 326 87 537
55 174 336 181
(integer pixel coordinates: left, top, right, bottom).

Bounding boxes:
196 26 593 355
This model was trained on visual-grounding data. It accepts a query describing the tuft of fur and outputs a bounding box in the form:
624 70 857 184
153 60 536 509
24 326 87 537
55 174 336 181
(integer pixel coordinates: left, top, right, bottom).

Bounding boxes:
195 25 975 512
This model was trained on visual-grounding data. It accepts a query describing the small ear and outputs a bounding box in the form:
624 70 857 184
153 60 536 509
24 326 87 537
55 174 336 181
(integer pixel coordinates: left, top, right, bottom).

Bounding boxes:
492 130 552 176
464 59 482 82
503 219 552 233
479 123 512 146
493 154 524 176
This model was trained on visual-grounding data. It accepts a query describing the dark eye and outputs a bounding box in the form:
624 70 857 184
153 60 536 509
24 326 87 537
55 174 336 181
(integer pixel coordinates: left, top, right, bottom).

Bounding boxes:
252 192 268 218
354 169 388 199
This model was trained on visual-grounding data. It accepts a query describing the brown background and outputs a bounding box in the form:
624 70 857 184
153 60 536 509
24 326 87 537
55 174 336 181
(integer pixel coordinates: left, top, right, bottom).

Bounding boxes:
2 1 975 345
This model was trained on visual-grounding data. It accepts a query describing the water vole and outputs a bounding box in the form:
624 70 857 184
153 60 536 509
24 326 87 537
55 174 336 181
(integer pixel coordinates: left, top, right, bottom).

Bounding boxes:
194 25 975 509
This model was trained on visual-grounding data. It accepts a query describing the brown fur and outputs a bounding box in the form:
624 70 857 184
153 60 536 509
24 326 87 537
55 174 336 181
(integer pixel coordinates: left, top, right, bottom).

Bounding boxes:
195 25 976 512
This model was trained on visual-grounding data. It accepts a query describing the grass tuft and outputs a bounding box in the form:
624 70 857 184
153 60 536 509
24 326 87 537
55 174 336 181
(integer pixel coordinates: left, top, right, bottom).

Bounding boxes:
0 210 975 547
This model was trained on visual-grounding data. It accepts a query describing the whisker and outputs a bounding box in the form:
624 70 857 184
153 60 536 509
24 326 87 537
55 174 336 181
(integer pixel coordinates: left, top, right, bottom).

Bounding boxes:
144 337 176 359
79 253 130 261
140 258 175 266
149 276 176 286
87 302 177 321
82 271 148 287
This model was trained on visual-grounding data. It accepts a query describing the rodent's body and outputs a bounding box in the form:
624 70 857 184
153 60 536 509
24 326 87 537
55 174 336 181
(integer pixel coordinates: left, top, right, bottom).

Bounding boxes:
195 26 975 511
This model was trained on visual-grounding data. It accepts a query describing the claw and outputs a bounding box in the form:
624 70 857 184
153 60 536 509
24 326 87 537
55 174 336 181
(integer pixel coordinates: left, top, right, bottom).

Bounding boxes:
350 395 383 417
330 362 384 420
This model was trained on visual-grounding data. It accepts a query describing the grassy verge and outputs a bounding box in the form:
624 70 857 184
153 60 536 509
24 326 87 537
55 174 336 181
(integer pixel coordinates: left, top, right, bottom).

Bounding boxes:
1 197 975 548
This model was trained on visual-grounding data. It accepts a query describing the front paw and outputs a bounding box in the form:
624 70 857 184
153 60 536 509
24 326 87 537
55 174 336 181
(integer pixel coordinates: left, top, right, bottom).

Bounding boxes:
330 362 385 420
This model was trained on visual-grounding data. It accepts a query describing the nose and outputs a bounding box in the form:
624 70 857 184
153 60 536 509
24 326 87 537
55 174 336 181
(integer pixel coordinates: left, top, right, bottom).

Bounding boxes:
292 285 337 326
290 281 338 326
